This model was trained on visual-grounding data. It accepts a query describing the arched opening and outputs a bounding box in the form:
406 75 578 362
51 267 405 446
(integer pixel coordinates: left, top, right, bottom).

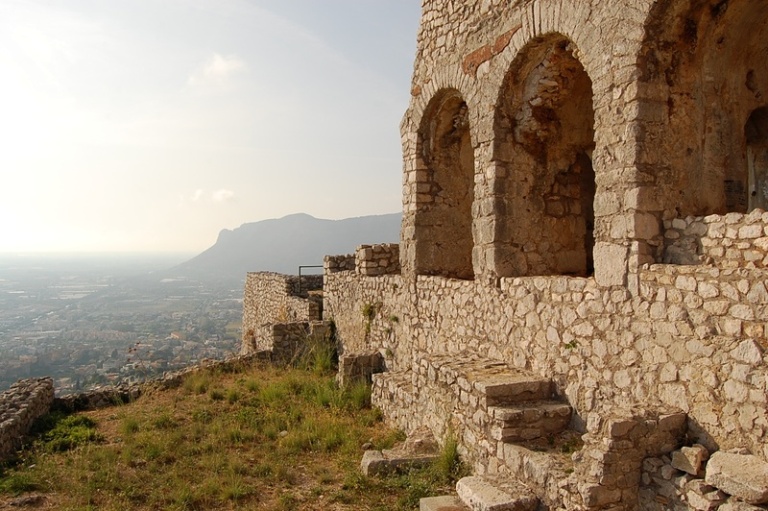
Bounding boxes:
745 106 768 211
492 35 596 277
414 90 475 280
638 0 768 217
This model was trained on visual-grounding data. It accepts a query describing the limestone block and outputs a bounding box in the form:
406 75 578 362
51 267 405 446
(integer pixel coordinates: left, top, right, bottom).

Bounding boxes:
705 452 768 504
594 242 627 287
718 501 766 511
672 445 709 476
456 476 538 511
421 495 467 511
684 479 726 510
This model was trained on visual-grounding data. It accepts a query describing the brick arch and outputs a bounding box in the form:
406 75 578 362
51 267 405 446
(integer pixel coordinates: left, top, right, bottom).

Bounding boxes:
637 0 768 231
406 88 476 280
487 33 596 278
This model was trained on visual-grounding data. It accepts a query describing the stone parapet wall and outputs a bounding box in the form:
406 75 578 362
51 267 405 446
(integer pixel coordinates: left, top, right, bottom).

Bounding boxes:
241 272 323 354
325 264 768 462
324 254 355 274
355 244 400 276
663 209 768 267
322 269 407 371
0 378 54 461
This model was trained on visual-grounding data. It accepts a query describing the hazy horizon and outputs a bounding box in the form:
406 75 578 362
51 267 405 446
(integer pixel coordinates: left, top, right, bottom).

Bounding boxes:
0 0 419 253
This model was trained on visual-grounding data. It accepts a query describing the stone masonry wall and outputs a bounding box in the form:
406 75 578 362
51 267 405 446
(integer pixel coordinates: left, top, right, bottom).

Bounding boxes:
664 209 768 267
0 378 54 461
356 244 400 277
325 256 768 460
241 272 322 354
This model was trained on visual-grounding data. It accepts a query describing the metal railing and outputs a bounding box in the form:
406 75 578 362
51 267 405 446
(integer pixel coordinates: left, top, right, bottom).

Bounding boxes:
297 265 323 294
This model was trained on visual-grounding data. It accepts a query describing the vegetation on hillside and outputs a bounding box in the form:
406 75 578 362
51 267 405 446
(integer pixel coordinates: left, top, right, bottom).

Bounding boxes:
0 346 466 510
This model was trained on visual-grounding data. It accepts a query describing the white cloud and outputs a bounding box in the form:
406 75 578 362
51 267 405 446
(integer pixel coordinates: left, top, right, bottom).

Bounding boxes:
187 53 246 88
191 189 204 202
212 189 235 202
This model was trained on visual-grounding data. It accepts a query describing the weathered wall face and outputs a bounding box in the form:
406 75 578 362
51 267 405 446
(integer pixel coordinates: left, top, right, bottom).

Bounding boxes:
325 1 768 508
637 0 768 261
241 272 322 354
0 378 54 461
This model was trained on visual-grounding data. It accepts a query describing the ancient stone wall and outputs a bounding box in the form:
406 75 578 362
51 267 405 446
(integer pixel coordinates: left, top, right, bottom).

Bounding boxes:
356 244 400 277
241 272 322 354
326 254 768 455
663 209 768 267
0 378 54 461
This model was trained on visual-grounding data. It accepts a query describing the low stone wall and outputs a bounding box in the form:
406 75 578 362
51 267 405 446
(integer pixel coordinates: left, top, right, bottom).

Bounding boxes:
356 244 400 276
325 254 355 273
337 351 385 386
663 209 768 267
325 263 768 463
241 272 323 354
0 378 54 460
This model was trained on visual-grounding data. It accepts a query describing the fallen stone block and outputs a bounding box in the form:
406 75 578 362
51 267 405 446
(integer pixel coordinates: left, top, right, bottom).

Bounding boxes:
705 452 768 504
685 479 726 510
360 449 438 476
719 500 767 511
421 495 468 511
456 476 538 511
672 444 709 476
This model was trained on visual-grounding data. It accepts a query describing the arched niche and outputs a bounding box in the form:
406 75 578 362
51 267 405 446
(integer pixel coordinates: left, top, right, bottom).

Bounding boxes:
638 0 768 217
414 89 475 280
491 35 596 277
746 106 768 211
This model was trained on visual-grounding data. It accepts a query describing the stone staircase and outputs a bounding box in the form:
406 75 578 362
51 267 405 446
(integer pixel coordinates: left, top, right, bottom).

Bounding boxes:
371 353 579 510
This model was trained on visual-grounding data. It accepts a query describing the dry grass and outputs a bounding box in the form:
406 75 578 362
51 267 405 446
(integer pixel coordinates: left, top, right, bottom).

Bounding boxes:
0 362 458 510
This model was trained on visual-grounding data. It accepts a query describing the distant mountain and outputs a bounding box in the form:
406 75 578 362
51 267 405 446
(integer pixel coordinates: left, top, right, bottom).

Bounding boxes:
171 213 401 283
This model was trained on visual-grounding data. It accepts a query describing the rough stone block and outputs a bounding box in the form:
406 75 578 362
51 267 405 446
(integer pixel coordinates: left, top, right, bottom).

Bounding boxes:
421 495 468 511
594 242 628 287
672 444 709 476
705 452 768 504
456 476 538 511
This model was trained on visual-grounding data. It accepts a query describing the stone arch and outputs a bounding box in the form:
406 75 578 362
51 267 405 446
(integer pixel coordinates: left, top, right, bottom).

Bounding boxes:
637 0 768 220
413 88 475 280
490 34 596 277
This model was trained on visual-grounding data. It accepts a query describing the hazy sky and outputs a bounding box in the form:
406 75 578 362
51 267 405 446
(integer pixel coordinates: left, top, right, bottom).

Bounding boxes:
0 0 420 253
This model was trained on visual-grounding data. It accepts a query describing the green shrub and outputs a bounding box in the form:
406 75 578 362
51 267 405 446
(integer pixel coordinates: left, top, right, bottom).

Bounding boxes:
36 413 102 453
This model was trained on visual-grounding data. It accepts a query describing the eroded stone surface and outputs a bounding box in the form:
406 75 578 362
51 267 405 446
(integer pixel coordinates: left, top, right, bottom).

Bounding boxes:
705 452 768 504
672 445 710 477
456 476 538 511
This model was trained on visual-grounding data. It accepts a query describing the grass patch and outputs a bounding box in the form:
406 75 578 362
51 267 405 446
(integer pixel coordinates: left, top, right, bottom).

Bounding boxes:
0 364 456 510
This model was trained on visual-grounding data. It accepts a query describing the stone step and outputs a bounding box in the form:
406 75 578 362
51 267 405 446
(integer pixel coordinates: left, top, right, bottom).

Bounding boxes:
420 495 470 511
360 427 439 476
489 400 573 442
423 354 554 408
496 438 580 508
456 476 539 511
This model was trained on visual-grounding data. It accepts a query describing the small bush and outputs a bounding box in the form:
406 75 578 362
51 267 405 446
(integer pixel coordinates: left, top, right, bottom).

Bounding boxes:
36 413 102 453
183 373 211 395
210 389 226 401
226 388 240 404
0 472 43 495
342 381 372 411
152 413 176 430
121 416 141 436
431 435 469 484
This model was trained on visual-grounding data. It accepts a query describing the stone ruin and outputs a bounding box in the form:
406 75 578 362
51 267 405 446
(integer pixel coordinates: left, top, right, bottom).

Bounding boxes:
244 0 768 509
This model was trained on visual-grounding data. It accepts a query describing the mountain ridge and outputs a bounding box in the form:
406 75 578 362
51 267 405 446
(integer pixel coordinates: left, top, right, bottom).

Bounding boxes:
171 212 401 283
